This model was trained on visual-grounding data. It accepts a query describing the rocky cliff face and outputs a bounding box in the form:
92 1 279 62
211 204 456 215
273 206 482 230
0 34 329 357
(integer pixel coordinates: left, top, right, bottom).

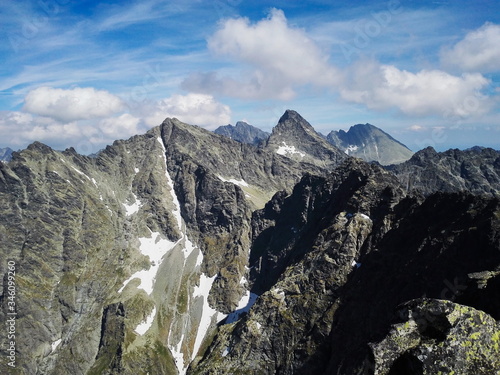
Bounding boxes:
0 112 499 375
264 110 346 169
192 160 500 375
327 123 413 165
213 121 269 146
0 115 340 375
388 146 500 196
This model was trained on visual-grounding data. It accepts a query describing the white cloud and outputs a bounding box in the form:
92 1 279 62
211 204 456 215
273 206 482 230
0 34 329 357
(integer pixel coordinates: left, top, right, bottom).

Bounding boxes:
0 110 147 154
183 9 339 100
98 113 142 137
143 93 231 129
408 125 425 132
1 89 230 153
0 111 85 149
23 87 125 122
339 61 492 117
441 23 500 73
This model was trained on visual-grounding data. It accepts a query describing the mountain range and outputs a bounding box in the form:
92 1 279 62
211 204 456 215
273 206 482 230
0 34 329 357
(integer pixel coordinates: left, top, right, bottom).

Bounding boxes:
0 110 499 375
214 116 414 166
214 121 270 146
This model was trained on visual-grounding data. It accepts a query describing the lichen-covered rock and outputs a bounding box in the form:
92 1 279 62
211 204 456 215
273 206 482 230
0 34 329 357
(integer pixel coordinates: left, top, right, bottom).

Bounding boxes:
371 299 500 375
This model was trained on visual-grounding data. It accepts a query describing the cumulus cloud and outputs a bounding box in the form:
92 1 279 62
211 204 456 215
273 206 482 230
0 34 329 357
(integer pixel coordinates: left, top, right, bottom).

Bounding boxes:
0 111 87 149
143 93 231 129
98 113 142 137
183 9 339 100
23 87 125 122
1 89 232 153
441 23 500 73
340 61 492 117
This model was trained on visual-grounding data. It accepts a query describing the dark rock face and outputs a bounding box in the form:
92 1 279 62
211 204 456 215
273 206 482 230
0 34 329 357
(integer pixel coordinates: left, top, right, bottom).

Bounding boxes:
214 121 270 146
327 123 413 165
191 160 500 375
388 146 500 196
0 111 499 375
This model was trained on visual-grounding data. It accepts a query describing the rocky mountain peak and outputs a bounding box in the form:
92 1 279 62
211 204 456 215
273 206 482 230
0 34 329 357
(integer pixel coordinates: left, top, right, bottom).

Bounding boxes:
265 110 346 169
273 109 317 135
327 123 413 165
214 121 269 146
0 147 13 162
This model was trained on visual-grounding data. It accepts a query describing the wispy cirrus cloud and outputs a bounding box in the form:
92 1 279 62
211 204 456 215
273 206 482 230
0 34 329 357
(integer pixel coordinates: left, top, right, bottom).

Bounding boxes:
95 0 188 31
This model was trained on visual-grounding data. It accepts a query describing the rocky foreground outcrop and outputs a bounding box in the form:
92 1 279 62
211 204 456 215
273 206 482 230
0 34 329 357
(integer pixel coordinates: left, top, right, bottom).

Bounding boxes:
190 159 500 375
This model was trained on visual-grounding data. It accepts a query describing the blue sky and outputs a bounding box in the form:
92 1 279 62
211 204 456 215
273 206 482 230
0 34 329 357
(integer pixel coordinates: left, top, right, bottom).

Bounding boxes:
1 0 499 153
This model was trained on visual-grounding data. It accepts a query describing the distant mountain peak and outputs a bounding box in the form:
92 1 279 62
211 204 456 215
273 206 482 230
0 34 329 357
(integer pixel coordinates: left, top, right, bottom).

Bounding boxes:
214 121 269 146
327 123 413 165
0 147 13 162
274 109 316 134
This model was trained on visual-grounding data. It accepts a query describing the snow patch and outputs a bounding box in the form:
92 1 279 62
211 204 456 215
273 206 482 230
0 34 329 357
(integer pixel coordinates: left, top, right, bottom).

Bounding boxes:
123 193 142 216
239 275 247 285
157 137 182 230
170 336 186 375
135 306 156 335
225 291 259 324
351 259 362 268
71 166 91 181
274 288 285 297
222 347 230 357
218 176 249 187
192 273 218 360
51 339 61 352
134 167 140 173
345 145 359 155
276 142 306 158
118 232 177 295
359 213 371 221
182 235 198 260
